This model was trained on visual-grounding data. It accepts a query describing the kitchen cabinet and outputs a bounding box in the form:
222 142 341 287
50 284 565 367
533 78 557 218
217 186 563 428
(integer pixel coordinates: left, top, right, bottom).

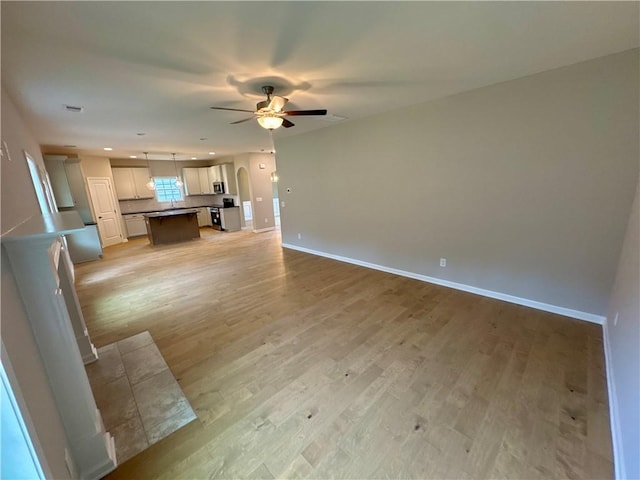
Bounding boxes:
197 207 212 227
220 163 237 195
184 164 237 196
44 155 75 207
208 164 237 194
208 165 222 183
144 210 200 245
112 167 154 200
123 214 147 238
220 206 241 231
183 168 201 195
199 169 212 194
183 168 214 195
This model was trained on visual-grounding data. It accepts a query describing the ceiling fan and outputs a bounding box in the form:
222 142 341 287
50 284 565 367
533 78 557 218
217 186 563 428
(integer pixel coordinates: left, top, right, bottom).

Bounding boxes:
210 85 327 130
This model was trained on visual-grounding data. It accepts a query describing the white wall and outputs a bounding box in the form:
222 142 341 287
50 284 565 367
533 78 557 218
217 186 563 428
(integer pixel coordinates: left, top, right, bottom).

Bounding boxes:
605 176 640 480
276 49 639 319
1 87 72 478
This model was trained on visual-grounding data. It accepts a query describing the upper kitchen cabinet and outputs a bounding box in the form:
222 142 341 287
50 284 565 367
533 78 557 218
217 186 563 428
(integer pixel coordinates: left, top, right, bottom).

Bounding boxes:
209 164 237 194
183 167 213 195
184 164 237 196
183 168 200 195
112 167 154 200
198 168 211 194
221 163 237 195
208 165 222 183
43 156 94 223
44 155 75 207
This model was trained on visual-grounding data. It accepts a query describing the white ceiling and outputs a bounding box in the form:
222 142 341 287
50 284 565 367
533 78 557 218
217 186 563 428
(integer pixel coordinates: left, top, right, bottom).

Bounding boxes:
2 2 638 161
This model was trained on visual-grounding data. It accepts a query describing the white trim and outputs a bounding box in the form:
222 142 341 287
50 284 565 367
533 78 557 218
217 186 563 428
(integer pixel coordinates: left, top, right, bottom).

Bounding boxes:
602 318 625 480
281 243 605 325
253 227 275 233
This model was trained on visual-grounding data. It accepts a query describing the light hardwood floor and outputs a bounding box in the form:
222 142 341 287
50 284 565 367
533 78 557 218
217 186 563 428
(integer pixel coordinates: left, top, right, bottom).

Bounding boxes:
76 228 613 479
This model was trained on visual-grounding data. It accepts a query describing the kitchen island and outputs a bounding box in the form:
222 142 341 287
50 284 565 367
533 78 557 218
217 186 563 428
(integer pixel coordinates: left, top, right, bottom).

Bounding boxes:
144 209 200 245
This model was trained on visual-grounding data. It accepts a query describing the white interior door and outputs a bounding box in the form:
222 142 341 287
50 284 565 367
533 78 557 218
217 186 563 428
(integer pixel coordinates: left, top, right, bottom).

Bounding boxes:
87 177 123 247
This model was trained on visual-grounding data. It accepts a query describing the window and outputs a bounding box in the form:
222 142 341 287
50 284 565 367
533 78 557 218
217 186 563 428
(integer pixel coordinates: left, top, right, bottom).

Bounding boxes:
154 177 184 203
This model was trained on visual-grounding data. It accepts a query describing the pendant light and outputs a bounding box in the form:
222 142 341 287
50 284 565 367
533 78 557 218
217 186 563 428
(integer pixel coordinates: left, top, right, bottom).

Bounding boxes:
172 153 184 188
144 152 155 190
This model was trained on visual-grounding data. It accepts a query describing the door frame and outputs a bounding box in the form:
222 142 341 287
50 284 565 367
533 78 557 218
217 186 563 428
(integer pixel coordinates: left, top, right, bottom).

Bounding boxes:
86 177 123 247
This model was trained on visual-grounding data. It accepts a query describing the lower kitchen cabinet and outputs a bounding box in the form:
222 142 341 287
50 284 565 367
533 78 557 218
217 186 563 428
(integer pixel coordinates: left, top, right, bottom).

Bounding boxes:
220 206 241 231
197 207 212 227
123 214 147 238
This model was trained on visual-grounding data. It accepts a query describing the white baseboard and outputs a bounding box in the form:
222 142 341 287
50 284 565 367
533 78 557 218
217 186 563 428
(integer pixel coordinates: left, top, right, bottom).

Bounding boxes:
281 243 605 325
253 227 275 233
602 319 625 480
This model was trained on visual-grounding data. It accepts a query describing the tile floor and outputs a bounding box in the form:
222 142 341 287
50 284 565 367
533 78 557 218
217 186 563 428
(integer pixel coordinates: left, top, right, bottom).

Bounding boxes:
85 331 197 464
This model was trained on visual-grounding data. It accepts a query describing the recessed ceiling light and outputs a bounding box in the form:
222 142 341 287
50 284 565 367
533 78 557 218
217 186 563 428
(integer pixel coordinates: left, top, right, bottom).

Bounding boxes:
103 147 113 151
136 133 146 136
191 157 197 160
129 155 137 158
208 151 216 155
200 137 207 141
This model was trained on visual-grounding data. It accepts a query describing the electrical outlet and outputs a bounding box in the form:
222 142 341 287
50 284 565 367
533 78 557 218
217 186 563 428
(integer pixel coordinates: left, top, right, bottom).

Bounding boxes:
440 258 447 267
297 233 302 240
613 312 619 326
281 201 285 207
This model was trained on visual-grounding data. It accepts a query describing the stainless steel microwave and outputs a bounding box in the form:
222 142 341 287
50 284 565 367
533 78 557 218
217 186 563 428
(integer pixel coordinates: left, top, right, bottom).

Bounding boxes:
212 181 224 194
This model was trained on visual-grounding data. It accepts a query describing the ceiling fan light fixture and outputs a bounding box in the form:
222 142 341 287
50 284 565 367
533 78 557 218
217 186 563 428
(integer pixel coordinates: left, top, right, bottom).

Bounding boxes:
257 115 283 130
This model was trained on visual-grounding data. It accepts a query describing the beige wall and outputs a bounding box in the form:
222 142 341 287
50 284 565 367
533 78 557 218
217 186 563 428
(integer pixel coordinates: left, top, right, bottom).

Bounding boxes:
0 88 72 478
276 49 639 317
605 176 640 480
222 153 275 230
248 153 277 230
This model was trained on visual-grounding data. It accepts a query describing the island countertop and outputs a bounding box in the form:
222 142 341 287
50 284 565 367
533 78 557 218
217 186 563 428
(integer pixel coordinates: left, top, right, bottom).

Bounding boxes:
143 208 198 218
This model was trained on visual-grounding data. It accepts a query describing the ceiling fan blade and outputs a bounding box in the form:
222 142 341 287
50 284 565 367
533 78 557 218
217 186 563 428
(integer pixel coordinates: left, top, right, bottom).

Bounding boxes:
283 109 328 116
210 106 255 113
282 118 295 128
230 116 256 125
